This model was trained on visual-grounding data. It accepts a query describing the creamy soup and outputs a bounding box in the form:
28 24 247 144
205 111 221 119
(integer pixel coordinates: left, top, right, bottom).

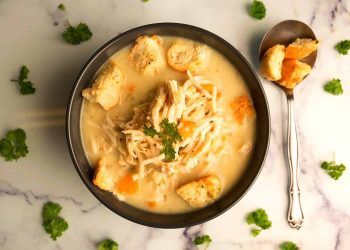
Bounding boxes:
81 36 256 213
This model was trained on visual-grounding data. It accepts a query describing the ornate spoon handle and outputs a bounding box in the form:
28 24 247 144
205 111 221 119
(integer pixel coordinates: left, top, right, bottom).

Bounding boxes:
285 90 304 229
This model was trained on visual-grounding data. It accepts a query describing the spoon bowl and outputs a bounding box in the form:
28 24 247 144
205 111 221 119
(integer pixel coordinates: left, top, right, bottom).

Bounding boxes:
259 20 318 230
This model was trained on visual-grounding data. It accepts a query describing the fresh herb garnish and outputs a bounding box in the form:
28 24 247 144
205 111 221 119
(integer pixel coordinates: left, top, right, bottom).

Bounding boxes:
279 241 299 250
246 208 272 237
321 154 346 180
324 78 343 95
11 66 36 95
335 40 350 55
193 235 212 249
58 3 66 11
42 201 68 240
62 23 92 45
97 239 119 250
249 0 266 20
0 128 28 161
143 118 182 161
142 0 150 2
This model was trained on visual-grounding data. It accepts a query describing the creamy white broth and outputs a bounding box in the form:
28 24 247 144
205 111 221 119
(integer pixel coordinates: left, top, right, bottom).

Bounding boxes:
81 36 256 213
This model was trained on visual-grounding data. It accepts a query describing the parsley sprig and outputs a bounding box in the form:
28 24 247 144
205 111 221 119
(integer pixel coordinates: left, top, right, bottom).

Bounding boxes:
11 66 36 95
0 128 28 161
193 235 212 249
62 23 92 45
42 202 68 240
279 241 299 250
58 3 66 11
249 0 266 20
335 40 350 55
324 78 343 95
97 239 119 250
246 208 272 236
321 153 346 180
143 118 182 161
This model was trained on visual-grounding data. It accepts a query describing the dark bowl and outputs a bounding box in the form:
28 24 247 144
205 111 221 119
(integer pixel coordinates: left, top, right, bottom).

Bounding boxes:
66 23 270 228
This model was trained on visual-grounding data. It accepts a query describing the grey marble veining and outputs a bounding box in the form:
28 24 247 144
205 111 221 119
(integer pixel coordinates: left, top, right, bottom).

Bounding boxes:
1 0 350 249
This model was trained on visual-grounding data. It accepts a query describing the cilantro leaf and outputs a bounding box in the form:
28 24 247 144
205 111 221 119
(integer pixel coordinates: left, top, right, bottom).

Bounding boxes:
249 0 266 20
62 23 92 45
97 239 119 250
279 241 299 250
335 40 350 55
321 160 346 180
251 229 261 237
58 3 66 11
143 119 182 161
42 201 68 241
143 125 158 137
11 66 36 95
324 79 343 95
246 208 271 236
193 235 212 247
0 128 28 161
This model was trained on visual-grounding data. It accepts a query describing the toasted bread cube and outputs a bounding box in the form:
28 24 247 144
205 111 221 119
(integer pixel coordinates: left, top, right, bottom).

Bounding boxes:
176 175 222 208
167 39 210 73
277 59 311 89
130 35 165 75
285 38 319 59
92 158 115 191
82 63 124 110
260 44 286 81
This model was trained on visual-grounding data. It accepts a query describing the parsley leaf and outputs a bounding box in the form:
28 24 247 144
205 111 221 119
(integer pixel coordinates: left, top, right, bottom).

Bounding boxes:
279 241 299 250
142 0 150 2
246 208 272 236
143 118 182 161
62 23 92 45
321 160 346 180
324 78 343 95
42 201 68 241
58 3 66 11
0 128 28 161
193 235 212 248
249 0 266 20
335 40 350 55
11 66 36 95
97 239 119 250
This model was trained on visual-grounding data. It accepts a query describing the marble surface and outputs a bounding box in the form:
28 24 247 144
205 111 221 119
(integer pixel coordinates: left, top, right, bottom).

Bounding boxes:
1 0 350 249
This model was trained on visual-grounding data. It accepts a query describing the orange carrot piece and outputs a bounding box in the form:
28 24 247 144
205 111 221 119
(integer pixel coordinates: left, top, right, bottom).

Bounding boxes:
117 174 139 195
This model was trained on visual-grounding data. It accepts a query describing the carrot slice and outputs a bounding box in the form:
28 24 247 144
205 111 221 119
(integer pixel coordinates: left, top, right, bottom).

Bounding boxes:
231 95 255 124
147 201 158 208
179 120 196 139
117 174 139 195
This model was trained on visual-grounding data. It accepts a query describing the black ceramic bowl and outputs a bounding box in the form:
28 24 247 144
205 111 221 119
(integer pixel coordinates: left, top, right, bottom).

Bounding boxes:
66 23 270 228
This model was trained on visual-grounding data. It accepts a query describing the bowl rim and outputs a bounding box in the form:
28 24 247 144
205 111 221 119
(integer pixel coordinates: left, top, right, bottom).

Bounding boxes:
66 22 270 228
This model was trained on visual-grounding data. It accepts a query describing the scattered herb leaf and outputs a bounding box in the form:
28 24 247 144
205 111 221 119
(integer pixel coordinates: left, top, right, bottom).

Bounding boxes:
193 235 212 249
97 239 119 250
279 241 299 250
142 0 150 2
42 201 68 240
58 3 66 11
324 78 343 95
143 118 182 161
11 66 36 95
246 208 272 236
249 0 266 20
0 128 28 161
335 40 350 55
62 23 92 45
321 155 346 180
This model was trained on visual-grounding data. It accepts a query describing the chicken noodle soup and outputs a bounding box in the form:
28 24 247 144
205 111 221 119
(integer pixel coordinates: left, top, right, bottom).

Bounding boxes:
81 36 256 213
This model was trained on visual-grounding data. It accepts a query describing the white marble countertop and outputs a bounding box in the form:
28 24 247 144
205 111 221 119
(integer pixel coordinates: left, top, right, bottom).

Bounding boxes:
1 0 350 249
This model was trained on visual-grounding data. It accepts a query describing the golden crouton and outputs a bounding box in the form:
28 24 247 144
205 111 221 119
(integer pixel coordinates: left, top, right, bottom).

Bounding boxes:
260 44 286 81
176 175 222 208
277 59 311 89
82 62 124 110
92 158 115 191
167 39 210 73
129 35 165 75
285 38 319 59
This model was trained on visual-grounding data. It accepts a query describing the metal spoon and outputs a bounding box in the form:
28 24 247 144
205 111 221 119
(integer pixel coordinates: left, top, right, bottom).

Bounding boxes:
259 20 318 229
